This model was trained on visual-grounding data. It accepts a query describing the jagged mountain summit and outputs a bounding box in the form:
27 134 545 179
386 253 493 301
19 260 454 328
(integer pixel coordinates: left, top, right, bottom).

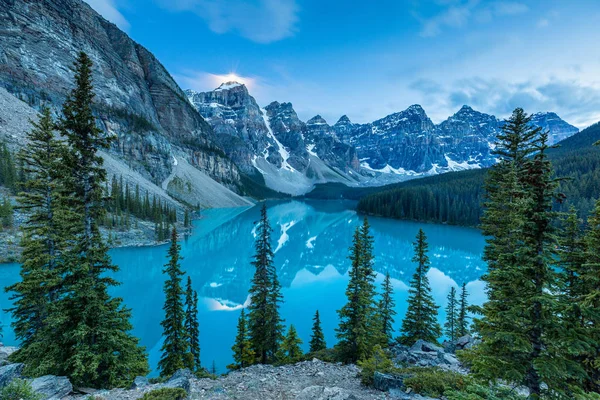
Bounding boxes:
333 104 579 176
186 83 362 195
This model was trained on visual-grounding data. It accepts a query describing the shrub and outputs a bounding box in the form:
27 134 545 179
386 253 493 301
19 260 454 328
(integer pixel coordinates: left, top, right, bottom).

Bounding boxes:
0 379 42 400
402 367 470 398
140 387 187 400
194 368 217 380
303 347 340 363
357 345 397 386
445 383 526 400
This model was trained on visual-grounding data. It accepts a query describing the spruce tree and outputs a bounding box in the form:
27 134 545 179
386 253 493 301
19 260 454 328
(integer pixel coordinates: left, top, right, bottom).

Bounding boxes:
400 229 441 345
278 325 303 363
309 310 326 353
248 204 282 364
378 271 396 344
336 219 379 363
228 309 254 370
457 283 469 337
471 110 580 397
444 287 458 342
5 107 66 373
184 276 201 371
46 52 148 388
159 228 188 377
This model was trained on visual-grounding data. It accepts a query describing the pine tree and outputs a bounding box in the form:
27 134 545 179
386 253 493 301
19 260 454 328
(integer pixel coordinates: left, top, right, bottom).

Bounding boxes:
378 271 396 344
400 229 441 345
336 219 379 363
210 360 217 375
248 204 282 364
309 310 326 353
45 52 148 388
471 110 580 397
184 276 201 371
5 107 66 373
457 283 469 337
159 228 188 377
278 325 303 363
228 309 254 370
444 287 459 341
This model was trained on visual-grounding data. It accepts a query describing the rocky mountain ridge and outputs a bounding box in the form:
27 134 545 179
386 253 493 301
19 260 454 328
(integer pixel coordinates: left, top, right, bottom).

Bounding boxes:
333 104 579 176
0 0 251 209
186 84 363 195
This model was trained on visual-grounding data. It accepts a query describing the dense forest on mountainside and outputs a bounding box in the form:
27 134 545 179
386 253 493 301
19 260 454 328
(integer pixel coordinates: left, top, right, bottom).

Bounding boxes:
356 122 600 226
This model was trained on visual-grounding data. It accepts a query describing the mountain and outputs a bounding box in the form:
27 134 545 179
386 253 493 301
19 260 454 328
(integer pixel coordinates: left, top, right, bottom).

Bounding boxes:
186 84 362 195
356 121 600 226
0 0 250 208
334 104 579 176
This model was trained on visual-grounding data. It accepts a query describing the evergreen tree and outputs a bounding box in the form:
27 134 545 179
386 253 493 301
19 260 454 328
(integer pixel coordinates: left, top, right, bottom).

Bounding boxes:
159 228 188 377
336 219 380 363
378 271 396 344
184 276 200 371
400 229 441 345
5 107 66 373
45 52 148 388
578 202 600 392
0 142 17 191
444 287 459 341
471 110 579 397
228 309 254 370
248 204 282 364
457 283 470 337
309 310 326 353
210 360 217 375
278 325 303 363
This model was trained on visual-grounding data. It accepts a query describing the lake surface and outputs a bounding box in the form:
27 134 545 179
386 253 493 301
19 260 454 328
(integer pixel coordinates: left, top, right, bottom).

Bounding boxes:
0 200 487 374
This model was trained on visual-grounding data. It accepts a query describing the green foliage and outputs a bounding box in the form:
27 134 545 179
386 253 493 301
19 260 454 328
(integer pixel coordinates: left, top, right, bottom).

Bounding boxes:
303 347 339 363
0 196 13 229
139 388 187 400
0 142 17 191
457 283 470 337
377 271 396 344
309 310 327 353
103 175 178 237
336 218 380 363
0 379 42 400
247 204 284 364
184 276 201 371
357 122 600 226
159 228 189 377
357 345 396 386
8 54 148 388
445 287 459 341
471 109 579 397
445 382 526 400
277 324 303 364
228 309 254 370
399 229 441 345
402 367 470 398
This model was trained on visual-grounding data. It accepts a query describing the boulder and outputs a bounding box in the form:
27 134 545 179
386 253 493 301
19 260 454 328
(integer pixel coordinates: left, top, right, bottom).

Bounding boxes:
131 376 150 390
409 340 443 353
0 363 24 387
163 368 194 392
373 371 405 392
0 346 18 366
30 375 72 400
296 386 357 400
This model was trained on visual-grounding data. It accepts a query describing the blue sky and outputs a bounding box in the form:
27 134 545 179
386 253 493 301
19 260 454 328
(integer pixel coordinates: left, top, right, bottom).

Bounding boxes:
85 0 600 128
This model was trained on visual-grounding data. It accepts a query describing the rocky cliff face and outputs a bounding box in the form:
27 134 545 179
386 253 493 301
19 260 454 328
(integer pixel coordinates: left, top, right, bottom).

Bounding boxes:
187 84 363 195
334 104 579 176
0 0 245 202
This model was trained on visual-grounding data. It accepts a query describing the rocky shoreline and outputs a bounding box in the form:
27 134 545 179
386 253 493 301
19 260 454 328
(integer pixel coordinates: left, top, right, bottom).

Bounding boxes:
0 337 483 400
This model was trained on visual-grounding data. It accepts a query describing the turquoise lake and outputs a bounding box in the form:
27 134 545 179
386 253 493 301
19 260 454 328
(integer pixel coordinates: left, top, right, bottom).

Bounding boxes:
0 200 487 374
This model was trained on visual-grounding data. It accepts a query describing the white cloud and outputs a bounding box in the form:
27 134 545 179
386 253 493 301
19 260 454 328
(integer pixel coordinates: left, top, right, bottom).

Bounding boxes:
410 76 600 129
156 0 299 43
83 0 130 31
418 0 529 37
175 70 258 92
